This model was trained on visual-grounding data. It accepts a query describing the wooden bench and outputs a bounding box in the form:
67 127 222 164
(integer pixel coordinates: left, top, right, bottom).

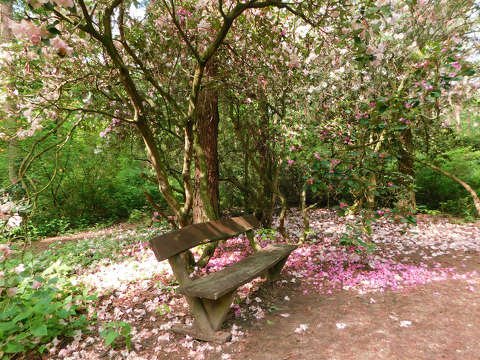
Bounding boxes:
149 215 297 343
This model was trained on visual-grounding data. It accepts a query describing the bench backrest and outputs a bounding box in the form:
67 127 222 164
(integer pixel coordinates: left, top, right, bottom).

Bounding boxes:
149 215 260 262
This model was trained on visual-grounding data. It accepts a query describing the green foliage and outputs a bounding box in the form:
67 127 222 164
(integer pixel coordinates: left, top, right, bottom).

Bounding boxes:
27 217 71 238
256 228 277 243
0 245 95 358
0 225 163 358
128 209 147 224
100 321 132 350
154 304 171 315
416 146 480 217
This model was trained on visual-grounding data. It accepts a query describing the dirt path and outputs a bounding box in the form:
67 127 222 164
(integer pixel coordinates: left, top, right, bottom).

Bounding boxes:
219 275 480 360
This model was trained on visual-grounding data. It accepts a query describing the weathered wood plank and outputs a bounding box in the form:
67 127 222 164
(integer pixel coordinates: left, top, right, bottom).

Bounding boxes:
149 215 260 262
202 291 236 330
178 244 297 300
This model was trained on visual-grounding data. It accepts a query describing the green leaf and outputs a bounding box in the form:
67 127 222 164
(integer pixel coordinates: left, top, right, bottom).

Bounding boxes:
57 309 70 319
462 68 475 76
30 323 48 337
4 341 24 353
12 309 33 323
0 321 18 332
104 331 119 346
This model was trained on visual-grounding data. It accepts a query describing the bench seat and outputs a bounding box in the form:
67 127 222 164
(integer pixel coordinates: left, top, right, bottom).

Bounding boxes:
178 244 297 300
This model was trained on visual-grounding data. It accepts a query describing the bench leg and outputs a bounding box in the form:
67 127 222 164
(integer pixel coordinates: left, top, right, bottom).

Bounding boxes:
267 257 289 282
171 295 232 343
202 291 236 331
168 255 231 343
171 324 231 344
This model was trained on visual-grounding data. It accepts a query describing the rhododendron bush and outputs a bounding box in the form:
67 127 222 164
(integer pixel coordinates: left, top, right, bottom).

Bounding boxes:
0 0 480 356
1 0 478 227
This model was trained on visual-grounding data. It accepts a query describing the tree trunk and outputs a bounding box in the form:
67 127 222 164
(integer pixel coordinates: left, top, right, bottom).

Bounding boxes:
193 61 220 224
191 62 221 268
398 128 416 210
0 1 19 185
256 92 276 227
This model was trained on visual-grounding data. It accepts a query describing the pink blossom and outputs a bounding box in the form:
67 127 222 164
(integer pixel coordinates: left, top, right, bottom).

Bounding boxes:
10 20 42 45
50 36 73 56
452 61 461 70
32 280 42 289
53 0 74 7
7 287 18 297
339 202 348 209
287 159 295 165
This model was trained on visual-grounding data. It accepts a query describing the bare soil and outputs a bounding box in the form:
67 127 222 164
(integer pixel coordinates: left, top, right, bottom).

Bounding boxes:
219 266 480 360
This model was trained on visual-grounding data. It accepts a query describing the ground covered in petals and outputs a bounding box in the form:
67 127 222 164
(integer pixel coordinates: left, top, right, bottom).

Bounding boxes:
31 210 480 360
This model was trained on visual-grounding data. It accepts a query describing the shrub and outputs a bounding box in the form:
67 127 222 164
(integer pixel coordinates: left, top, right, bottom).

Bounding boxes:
0 245 95 358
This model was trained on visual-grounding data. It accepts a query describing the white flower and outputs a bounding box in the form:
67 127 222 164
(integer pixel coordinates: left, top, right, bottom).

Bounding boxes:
7 214 22 228
336 323 347 329
158 333 170 341
197 19 210 32
400 320 412 327
294 324 308 333
14 264 25 274
0 201 15 213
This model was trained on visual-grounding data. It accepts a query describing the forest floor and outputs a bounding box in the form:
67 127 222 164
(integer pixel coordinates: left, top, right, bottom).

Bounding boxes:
30 210 480 360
